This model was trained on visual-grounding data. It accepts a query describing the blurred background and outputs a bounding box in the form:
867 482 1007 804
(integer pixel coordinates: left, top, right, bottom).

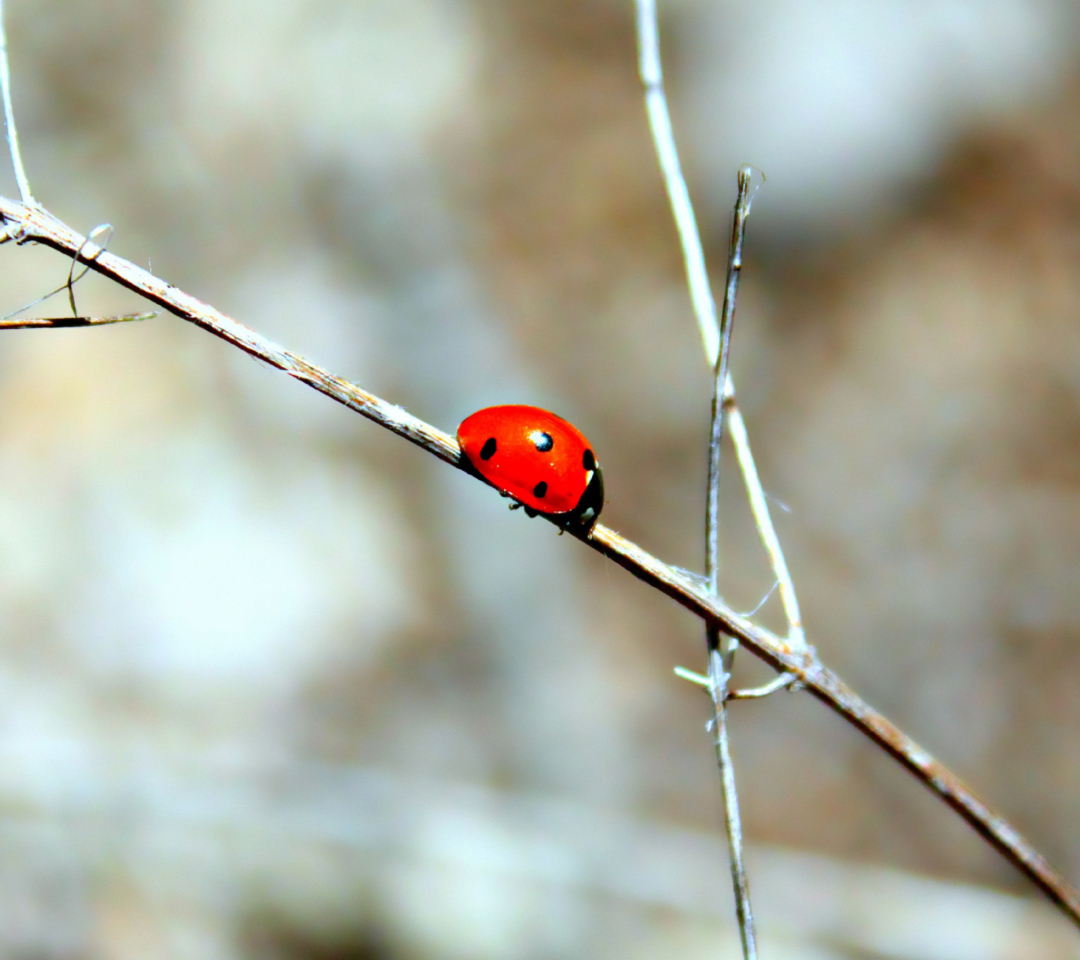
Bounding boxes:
0 0 1078 956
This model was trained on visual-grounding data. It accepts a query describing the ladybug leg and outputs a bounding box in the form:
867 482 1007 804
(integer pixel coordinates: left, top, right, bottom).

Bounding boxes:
508 502 522 511
523 506 538 518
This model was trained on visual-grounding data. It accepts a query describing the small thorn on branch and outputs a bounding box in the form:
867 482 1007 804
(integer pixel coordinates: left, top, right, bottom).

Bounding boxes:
728 672 800 701
674 665 712 688
677 665 800 702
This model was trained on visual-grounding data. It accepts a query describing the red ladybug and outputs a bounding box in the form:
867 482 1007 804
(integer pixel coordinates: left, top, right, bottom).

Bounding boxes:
457 404 604 525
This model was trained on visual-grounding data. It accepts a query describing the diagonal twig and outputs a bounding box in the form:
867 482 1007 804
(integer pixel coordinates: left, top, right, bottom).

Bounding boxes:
0 194 1078 931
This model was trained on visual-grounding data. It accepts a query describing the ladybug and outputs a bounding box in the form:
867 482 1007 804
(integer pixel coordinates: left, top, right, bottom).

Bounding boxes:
457 404 604 526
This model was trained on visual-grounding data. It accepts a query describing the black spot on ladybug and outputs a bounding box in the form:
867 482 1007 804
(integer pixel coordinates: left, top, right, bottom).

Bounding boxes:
582 449 596 470
533 481 548 499
531 431 553 452
480 437 497 460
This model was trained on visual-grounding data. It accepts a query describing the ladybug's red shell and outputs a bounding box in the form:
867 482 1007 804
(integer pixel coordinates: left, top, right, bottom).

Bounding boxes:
457 405 604 523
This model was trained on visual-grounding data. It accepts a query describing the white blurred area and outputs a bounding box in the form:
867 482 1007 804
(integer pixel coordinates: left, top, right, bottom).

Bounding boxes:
678 0 1080 237
0 1 1078 958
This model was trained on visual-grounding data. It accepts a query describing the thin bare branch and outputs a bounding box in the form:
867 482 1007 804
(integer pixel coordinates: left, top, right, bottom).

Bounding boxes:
703 169 759 958
711 652 754 953
0 0 31 203
636 6 758 950
707 168 754 614
706 651 757 959
0 311 156 329
1 193 1078 928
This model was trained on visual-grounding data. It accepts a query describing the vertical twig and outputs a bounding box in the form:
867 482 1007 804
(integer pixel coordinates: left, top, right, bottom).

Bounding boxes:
634 4 758 956
711 682 754 952
0 0 31 204
706 168 753 623
704 172 758 960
